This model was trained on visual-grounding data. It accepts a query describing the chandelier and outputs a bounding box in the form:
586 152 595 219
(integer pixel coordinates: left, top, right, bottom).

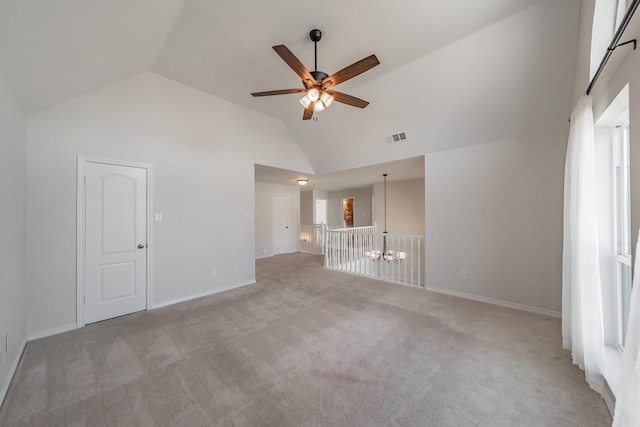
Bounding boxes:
365 173 406 263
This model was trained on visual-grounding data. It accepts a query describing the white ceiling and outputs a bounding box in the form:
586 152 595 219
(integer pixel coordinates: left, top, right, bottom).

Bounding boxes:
255 156 424 192
0 0 580 174
153 0 539 121
0 0 187 113
0 0 539 116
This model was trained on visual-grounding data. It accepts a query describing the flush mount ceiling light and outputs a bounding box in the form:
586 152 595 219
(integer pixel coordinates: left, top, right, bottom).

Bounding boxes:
297 179 309 186
251 29 379 121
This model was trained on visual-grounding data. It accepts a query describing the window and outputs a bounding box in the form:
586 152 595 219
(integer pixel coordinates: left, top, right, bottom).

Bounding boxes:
612 110 632 348
591 0 629 79
614 0 627 30
595 85 631 350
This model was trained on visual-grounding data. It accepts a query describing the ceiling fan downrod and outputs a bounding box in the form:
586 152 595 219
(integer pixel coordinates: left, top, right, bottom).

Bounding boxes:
310 29 322 72
308 29 328 83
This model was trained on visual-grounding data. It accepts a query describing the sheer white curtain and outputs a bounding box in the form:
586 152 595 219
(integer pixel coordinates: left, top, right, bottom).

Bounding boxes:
562 95 605 393
613 228 640 426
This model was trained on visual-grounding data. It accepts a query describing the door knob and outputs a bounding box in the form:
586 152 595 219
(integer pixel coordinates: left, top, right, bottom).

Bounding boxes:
137 244 145 249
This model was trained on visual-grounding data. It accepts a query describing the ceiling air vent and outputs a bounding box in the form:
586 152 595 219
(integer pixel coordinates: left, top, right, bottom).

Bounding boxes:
385 132 407 144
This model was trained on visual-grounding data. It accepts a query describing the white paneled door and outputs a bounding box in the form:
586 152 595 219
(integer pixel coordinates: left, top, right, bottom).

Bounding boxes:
273 193 290 255
84 162 147 324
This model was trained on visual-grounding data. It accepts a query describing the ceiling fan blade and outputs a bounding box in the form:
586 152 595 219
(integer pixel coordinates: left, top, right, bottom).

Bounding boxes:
322 55 380 89
272 45 316 88
251 88 307 97
303 105 313 120
326 90 369 108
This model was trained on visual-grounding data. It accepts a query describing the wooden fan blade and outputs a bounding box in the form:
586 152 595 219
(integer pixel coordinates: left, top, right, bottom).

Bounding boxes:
273 45 316 88
303 105 314 120
326 90 369 108
251 88 307 97
322 54 379 89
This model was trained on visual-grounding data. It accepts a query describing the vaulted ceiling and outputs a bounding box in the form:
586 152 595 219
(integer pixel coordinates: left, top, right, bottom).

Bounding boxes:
0 0 580 173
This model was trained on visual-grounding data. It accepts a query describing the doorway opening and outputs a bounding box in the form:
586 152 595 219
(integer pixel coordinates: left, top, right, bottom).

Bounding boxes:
343 198 354 227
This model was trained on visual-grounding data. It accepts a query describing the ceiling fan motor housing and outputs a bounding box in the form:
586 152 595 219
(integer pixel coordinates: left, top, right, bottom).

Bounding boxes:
309 70 328 84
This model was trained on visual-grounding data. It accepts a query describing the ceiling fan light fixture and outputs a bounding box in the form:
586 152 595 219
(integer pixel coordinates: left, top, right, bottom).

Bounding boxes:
307 88 320 102
320 91 334 107
250 30 379 121
299 95 312 109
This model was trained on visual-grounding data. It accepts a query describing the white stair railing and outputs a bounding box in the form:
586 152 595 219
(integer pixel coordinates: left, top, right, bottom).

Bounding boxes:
299 224 377 255
299 224 325 254
324 229 424 288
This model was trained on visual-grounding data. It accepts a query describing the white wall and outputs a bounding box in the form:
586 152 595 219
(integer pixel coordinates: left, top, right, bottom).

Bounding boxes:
0 69 27 403
425 129 567 314
25 72 313 336
286 0 580 175
255 182 301 258
328 187 373 227
300 190 313 225
373 178 425 235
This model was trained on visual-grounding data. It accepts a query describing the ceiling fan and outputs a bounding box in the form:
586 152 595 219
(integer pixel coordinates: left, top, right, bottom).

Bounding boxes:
251 29 380 120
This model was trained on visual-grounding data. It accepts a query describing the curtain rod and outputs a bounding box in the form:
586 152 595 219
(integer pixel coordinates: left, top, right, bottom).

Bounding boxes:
586 0 639 95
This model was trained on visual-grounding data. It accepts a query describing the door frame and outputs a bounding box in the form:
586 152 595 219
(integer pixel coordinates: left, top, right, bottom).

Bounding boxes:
76 155 154 328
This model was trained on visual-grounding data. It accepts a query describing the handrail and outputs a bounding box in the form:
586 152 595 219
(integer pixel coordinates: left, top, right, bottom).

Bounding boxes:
330 226 377 232
329 229 422 239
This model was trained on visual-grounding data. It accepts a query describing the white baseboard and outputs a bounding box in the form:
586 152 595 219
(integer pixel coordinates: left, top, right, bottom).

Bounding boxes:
27 323 78 342
0 337 27 408
423 285 561 318
152 280 257 309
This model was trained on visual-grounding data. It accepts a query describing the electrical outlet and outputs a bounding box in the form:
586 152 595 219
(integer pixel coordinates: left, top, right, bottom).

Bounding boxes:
211 268 217 277
460 270 468 280
233 266 239 273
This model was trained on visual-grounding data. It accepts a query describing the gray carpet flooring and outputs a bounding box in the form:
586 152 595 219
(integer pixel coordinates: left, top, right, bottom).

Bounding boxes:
1 253 611 426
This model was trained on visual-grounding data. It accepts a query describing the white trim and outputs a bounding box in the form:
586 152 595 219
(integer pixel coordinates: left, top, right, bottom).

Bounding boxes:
604 345 623 398
27 323 78 342
0 338 27 407
603 379 616 417
424 285 561 318
152 280 257 310
76 155 154 328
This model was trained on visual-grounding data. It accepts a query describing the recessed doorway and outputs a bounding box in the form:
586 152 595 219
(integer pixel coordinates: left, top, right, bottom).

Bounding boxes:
343 198 354 228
